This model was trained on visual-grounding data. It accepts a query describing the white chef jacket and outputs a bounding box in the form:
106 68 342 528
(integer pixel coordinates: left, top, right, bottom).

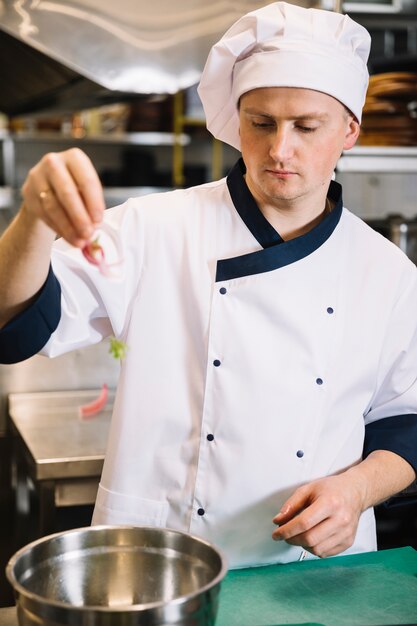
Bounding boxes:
6 160 417 568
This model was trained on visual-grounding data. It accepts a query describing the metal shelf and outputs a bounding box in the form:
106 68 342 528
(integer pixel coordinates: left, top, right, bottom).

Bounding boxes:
0 131 190 190
337 146 417 172
103 186 171 208
4 131 190 146
345 146 417 156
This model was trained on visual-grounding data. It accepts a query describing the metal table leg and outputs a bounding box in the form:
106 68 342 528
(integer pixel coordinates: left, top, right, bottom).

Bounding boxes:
38 481 56 537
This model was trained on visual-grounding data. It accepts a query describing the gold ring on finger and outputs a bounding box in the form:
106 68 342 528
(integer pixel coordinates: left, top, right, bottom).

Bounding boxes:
39 188 51 201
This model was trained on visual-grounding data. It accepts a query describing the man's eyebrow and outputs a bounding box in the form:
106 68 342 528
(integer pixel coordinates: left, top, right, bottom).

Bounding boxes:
292 113 330 121
243 108 330 121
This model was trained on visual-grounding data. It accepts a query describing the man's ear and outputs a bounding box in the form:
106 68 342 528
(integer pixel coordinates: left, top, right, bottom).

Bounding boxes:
343 118 360 150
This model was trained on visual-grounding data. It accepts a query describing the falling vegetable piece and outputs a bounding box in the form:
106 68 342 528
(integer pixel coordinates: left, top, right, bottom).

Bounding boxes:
78 383 108 420
78 338 128 420
109 337 128 361
81 222 124 279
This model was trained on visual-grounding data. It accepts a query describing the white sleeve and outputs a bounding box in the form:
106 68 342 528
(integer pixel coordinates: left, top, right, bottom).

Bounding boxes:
363 262 417 478
365 262 417 425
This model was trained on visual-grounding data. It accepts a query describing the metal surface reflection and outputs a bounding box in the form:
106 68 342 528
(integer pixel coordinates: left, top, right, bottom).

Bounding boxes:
2 0 271 94
7 525 228 625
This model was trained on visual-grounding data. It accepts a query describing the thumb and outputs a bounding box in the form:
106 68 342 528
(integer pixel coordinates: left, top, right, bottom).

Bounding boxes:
273 487 310 525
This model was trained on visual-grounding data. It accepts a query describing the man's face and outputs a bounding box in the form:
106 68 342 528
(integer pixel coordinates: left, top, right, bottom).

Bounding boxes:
239 87 360 209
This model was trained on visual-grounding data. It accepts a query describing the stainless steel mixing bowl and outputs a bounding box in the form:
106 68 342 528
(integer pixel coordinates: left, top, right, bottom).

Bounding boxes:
6 525 228 625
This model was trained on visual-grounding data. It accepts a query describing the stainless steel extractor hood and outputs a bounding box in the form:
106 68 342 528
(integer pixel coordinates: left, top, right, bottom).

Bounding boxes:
0 0 266 116
0 0 339 117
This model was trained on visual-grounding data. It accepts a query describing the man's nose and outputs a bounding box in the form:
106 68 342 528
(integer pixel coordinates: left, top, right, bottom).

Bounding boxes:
269 128 294 162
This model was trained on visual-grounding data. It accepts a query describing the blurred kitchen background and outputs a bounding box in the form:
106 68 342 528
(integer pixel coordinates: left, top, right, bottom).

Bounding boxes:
0 0 417 606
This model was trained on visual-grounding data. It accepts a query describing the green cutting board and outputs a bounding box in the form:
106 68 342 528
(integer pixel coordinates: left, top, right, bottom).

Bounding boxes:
216 547 417 626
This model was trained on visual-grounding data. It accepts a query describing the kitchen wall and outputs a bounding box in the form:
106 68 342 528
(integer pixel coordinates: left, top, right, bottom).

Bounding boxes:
335 170 417 220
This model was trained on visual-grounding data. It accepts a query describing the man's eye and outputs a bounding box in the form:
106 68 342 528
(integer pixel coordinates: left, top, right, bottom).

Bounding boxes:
252 121 274 129
297 126 317 133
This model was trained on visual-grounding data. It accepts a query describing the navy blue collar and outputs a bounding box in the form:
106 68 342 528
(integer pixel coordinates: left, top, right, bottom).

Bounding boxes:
216 158 343 282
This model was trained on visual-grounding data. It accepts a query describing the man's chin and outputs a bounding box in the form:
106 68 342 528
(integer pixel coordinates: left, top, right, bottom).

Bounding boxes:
261 182 301 203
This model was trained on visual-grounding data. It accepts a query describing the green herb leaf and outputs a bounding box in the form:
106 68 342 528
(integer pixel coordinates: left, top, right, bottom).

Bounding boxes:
109 337 128 361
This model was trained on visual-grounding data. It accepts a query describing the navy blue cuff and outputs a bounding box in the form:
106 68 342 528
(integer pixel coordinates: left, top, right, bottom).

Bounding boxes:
0 266 61 364
364 414 417 506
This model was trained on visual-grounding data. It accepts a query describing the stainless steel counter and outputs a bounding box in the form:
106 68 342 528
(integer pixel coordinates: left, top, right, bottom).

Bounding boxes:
8 389 113 538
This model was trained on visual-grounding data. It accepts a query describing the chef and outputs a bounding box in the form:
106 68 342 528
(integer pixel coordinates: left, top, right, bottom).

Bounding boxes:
0 2 416 568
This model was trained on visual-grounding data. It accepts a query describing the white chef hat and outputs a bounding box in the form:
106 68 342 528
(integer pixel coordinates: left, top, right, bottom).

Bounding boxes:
197 2 371 150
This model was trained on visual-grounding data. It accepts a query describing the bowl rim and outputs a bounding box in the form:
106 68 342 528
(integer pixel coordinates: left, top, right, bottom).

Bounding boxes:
6 524 229 613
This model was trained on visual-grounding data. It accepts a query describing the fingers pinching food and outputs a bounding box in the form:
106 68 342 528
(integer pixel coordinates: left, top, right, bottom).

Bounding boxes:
21 148 105 246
